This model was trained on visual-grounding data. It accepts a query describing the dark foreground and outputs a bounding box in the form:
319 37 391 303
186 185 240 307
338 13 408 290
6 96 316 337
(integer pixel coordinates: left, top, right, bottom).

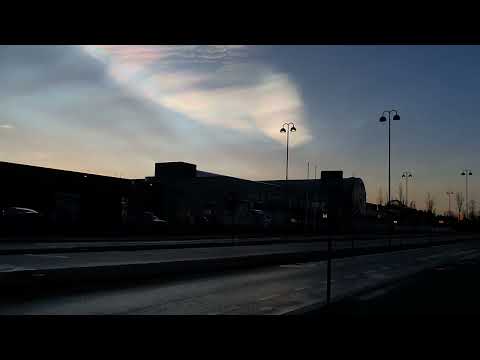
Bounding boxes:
310 253 480 317
2 239 480 314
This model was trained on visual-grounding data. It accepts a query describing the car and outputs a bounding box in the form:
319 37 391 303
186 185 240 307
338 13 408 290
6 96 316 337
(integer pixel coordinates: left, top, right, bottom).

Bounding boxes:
125 211 168 234
0 207 44 234
2 207 40 216
248 209 273 229
142 211 168 225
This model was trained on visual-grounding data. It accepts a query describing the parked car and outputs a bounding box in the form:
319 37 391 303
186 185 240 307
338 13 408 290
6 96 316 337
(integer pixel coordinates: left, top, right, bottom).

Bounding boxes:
126 211 168 234
249 209 273 229
0 207 45 235
142 211 168 226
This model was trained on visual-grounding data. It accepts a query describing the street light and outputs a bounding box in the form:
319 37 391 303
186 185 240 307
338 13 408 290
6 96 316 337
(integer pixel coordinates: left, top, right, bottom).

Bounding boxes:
461 169 473 219
280 122 296 236
446 191 454 217
379 110 400 206
280 122 296 182
401 171 413 206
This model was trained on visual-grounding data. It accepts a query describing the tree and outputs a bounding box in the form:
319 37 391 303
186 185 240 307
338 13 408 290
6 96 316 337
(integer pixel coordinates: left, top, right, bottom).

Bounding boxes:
377 187 384 206
409 200 416 209
456 192 464 220
469 199 476 220
425 193 435 214
398 183 404 205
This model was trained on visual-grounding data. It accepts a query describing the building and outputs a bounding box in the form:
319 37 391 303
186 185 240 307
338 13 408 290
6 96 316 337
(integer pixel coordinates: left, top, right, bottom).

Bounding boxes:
261 170 366 232
0 160 367 234
0 161 132 233
137 162 283 230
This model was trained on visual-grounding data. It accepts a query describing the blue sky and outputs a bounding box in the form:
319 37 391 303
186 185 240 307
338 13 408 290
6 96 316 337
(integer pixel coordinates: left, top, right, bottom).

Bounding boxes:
0 45 479 213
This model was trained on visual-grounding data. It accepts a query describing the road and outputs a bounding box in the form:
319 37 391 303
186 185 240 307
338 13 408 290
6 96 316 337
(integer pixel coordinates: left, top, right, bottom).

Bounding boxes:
1 240 480 314
0 232 456 255
0 234 468 273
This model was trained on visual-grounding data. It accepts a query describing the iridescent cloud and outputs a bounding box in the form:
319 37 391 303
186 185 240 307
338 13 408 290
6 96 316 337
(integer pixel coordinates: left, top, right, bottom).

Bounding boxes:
81 45 312 146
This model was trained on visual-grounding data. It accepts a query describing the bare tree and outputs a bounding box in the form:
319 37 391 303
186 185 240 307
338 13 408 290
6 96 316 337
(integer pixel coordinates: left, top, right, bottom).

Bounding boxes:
456 192 464 220
469 199 476 219
398 183 404 205
377 187 384 206
425 193 435 214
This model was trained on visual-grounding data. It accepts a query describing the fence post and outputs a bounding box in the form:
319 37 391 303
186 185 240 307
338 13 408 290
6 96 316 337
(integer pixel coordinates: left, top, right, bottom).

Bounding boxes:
326 235 332 305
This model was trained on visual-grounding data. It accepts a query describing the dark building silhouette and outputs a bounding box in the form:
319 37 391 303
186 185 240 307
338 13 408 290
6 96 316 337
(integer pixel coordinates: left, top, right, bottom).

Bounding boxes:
0 160 367 235
261 170 366 232
0 161 132 234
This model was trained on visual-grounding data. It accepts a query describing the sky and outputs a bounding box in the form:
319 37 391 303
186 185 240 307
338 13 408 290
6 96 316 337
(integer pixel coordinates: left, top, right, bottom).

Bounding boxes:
0 45 479 213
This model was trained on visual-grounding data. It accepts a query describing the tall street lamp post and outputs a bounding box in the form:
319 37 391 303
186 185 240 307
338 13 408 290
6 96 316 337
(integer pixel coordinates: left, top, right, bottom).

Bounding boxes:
280 122 296 182
280 122 296 234
461 169 473 219
379 110 401 206
401 171 413 206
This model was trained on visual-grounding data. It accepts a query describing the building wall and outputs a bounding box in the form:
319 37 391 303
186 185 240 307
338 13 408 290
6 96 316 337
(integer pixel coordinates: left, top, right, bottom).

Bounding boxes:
0 161 368 234
0 161 132 232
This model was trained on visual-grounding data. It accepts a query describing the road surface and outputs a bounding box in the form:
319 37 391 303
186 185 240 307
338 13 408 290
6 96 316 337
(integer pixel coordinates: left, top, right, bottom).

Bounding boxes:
0 234 468 273
0 232 457 255
1 240 480 314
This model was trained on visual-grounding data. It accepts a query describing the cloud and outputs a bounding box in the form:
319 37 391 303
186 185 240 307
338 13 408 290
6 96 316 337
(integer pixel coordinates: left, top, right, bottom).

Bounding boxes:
0 124 13 129
81 45 312 146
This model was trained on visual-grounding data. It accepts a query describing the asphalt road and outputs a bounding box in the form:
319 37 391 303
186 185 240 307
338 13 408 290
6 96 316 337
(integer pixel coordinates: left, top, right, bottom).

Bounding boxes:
0 232 455 255
0 234 466 273
2 240 480 314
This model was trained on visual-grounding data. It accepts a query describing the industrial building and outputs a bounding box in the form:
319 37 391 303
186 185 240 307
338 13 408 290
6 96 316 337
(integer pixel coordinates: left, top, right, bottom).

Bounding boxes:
0 161 132 233
0 160 367 235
